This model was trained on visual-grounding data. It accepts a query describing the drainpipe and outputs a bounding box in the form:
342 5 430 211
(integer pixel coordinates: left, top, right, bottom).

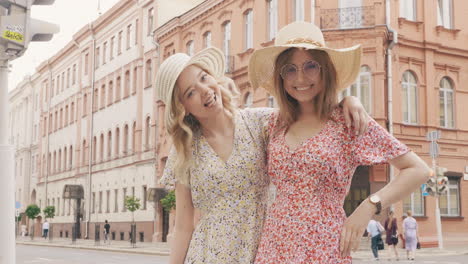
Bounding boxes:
386 0 397 184
45 62 53 208
86 23 97 239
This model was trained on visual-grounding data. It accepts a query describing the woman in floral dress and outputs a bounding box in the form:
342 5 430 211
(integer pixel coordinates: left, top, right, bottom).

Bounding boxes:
155 47 368 264
248 22 432 263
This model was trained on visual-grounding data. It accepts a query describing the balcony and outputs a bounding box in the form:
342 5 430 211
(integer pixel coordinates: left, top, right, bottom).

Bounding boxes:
320 6 375 30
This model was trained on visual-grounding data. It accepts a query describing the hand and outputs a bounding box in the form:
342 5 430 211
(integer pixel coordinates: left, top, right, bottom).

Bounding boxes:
340 96 370 136
340 200 374 258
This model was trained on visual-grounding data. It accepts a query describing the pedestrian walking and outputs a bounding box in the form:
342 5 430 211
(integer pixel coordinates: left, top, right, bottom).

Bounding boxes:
42 220 49 239
104 220 111 243
367 218 384 260
403 210 419 260
156 46 368 264
249 21 431 264
384 210 399 261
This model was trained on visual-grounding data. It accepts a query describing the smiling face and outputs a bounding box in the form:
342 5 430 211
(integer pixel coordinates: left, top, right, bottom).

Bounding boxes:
281 48 324 104
175 65 224 120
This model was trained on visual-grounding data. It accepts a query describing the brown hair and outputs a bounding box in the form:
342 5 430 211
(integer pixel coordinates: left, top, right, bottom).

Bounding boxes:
272 48 338 126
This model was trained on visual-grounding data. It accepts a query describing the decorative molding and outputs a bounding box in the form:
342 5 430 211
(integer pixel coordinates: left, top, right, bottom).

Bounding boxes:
182 31 196 43
217 10 233 22
398 18 423 32
238 0 254 10
199 21 213 32
435 26 461 40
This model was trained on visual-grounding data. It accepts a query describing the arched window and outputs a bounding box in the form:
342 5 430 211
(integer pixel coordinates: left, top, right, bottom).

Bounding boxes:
82 140 87 165
100 133 104 161
53 151 56 173
93 88 99 111
132 121 137 153
115 127 120 157
69 145 73 169
92 136 97 163
124 71 130 98
63 147 67 171
341 66 372 114
145 116 151 149
186 40 194 56
108 81 113 105
439 77 454 128
402 71 418 124
65 105 69 126
133 67 138 94
203 31 211 48
146 59 152 87
116 76 121 101
58 149 62 172
70 102 75 123
101 84 106 108
83 93 88 116
107 131 112 159
123 125 129 154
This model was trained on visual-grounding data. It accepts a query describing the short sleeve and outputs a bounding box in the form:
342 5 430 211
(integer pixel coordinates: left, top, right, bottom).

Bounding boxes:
241 107 277 145
158 147 177 189
351 118 410 166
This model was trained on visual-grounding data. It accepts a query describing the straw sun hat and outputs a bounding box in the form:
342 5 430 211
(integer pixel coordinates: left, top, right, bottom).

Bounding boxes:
248 21 362 94
155 47 225 128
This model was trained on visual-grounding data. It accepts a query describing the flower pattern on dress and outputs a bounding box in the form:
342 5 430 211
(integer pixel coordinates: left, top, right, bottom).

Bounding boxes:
255 107 410 264
160 108 275 264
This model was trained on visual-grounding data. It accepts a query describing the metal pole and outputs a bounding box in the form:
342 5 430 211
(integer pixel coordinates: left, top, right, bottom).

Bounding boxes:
431 157 444 249
0 52 16 264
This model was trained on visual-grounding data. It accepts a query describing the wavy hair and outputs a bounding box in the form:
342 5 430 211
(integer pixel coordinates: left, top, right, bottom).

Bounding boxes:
272 48 339 127
167 72 237 186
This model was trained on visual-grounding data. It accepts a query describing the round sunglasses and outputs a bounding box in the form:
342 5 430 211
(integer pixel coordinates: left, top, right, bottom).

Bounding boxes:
280 60 321 82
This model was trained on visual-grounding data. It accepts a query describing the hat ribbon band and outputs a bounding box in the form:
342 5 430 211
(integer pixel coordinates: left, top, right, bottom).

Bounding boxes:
285 38 323 47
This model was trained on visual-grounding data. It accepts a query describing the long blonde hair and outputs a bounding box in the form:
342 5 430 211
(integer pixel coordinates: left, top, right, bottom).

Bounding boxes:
272 48 339 126
167 72 237 186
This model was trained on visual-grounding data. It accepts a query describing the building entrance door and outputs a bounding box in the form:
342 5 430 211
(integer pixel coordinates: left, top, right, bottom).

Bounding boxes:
344 166 370 217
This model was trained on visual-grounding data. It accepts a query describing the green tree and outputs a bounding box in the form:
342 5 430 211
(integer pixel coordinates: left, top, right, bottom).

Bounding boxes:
25 204 41 240
43 206 55 220
124 196 141 224
160 190 176 212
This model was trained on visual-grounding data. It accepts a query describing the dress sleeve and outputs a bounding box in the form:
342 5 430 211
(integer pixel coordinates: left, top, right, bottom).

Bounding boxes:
158 147 178 189
242 107 277 145
351 118 410 166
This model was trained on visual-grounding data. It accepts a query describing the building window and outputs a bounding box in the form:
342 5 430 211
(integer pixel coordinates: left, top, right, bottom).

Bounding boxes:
58 149 61 172
440 178 460 216
122 188 127 212
339 0 362 28
403 185 425 216
84 53 89 75
70 102 74 123
132 122 136 153
186 40 194 56
145 116 150 150
142 186 147 210
108 81 113 105
135 19 139 45
133 67 138 94
99 191 103 213
147 8 154 36
106 190 110 213
83 93 88 116
267 0 278 41
203 31 211 48
69 146 73 169
400 0 416 21
341 66 372 114
110 37 114 60
116 76 121 101
115 127 120 157
310 0 316 22
293 0 304 21
92 192 96 213
123 125 129 154
437 0 453 29
114 189 119 212
223 21 231 73
439 77 454 128
100 84 106 109
67 68 70 88
402 70 418 124
72 64 76 85
118 31 123 54
145 59 152 87
82 140 87 165
244 92 253 108
61 73 65 91
99 133 104 162
107 131 112 159
64 106 69 126
126 24 132 50
92 136 97 163
95 47 100 68
244 9 253 50
124 71 130 97
103 42 107 64
268 95 277 108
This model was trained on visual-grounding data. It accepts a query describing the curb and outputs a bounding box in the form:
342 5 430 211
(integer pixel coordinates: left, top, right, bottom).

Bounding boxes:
16 241 170 256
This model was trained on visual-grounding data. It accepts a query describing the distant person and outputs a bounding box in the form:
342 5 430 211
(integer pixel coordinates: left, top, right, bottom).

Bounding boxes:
384 210 399 261
104 220 111 243
367 217 384 261
403 210 419 260
42 220 49 239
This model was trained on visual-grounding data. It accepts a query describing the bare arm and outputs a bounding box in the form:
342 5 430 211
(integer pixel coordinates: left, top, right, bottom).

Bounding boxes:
341 152 431 257
169 183 195 264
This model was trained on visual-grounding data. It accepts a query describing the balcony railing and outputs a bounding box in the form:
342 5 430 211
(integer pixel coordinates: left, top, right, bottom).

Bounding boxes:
320 6 375 30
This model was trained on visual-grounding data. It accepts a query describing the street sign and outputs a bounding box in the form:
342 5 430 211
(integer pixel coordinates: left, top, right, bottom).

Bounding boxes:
15 201 20 209
421 184 429 196
15 209 19 217
426 130 441 141
429 141 439 158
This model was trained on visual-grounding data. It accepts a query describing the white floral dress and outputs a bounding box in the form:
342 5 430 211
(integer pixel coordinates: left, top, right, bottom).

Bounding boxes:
160 108 274 264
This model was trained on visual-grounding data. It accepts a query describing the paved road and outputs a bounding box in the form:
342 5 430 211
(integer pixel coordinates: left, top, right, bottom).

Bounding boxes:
17 245 170 264
354 254 468 264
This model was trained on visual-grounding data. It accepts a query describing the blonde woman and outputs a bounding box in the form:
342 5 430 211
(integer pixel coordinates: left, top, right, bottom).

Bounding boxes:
155 47 369 264
248 22 432 263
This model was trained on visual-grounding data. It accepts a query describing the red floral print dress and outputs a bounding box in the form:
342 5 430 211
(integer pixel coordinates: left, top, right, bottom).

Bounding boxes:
255 107 410 263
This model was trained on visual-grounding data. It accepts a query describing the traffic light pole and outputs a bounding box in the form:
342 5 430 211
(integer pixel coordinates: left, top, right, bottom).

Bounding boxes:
431 153 444 249
0 48 16 264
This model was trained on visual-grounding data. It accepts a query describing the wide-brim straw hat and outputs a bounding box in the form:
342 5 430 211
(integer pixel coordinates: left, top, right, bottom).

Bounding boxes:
249 21 362 94
155 47 225 128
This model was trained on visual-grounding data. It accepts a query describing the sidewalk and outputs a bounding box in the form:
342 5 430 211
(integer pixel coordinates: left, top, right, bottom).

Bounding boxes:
15 236 170 256
351 244 468 261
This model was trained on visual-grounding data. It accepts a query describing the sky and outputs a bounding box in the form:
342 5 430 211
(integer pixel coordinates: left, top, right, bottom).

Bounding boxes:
8 0 121 92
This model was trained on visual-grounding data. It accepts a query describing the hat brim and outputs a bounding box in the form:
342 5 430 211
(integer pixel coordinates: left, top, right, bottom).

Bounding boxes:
248 43 362 94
